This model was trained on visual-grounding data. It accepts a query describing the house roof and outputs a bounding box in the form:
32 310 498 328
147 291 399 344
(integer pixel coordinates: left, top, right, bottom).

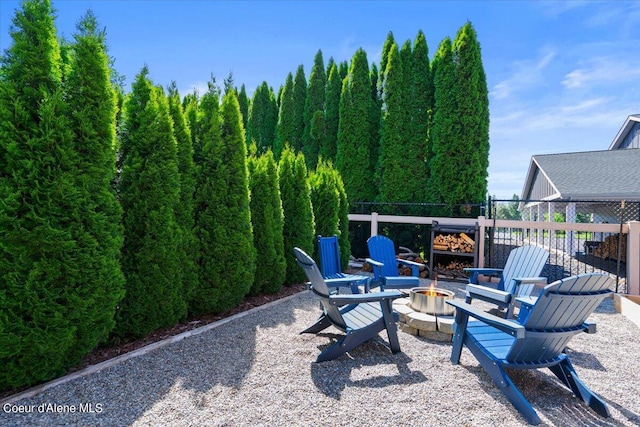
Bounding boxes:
522 148 640 200
609 114 640 150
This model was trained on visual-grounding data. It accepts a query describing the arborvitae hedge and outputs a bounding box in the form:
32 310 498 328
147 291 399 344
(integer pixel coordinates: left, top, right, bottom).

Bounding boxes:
248 150 286 294
302 50 326 169
309 160 340 250
336 172 351 270
62 11 125 362
247 81 277 152
279 146 315 284
237 83 250 131
0 0 119 390
291 65 307 151
275 72 295 161
115 71 186 339
336 48 377 203
168 82 199 308
321 61 340 162
195 89 256 313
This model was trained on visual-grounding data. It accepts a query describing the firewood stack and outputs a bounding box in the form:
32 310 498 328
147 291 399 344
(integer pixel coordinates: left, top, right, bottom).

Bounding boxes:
593 234 626 262
397 251 430 278
432 232 475 253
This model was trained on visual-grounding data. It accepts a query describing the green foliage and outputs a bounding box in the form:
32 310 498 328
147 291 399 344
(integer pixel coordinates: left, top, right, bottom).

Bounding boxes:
321 62 341 162
302 50 326 169
309 160 340 250
61 10 125 361
412 30 434 187
453 22 490 204
336 48 377 203
275 73 295 161
248 150 286 294
378 31 396 99
279 146 315 285
237 83 250 132
335 171 351 270
291 64 307 151
495 195 522 220
168 82 199 309
194 89 256 313
247 81 278 152
115 70 186 339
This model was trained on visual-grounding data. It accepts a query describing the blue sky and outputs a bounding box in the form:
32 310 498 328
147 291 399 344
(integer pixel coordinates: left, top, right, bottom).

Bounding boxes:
1 1 638 200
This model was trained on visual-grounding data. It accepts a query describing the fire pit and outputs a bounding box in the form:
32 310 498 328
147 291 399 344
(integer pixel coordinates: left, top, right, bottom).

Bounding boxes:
409 286 455 316
393 281 456 342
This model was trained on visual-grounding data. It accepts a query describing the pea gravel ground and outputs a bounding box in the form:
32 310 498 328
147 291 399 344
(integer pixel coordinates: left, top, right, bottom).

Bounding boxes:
1 279 639 427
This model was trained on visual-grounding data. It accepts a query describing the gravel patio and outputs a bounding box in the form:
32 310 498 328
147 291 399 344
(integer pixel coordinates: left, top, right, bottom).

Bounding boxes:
1 278 639 427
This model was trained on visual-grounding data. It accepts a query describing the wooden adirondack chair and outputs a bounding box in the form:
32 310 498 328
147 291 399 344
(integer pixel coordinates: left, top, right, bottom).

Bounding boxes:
294 247 403 362
465 245 549 318
317 235 370 293
448 273 613 425
366 235 423 290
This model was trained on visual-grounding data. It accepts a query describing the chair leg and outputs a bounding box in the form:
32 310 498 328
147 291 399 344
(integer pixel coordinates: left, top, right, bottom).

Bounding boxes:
381 300 401 354
549 358 610 418
450 311 469 364
301 314 332 334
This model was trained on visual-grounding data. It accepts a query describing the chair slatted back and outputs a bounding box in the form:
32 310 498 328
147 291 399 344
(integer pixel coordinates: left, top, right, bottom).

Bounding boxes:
317 235 342 278
367 235 399 277
501 245 549 295
507 273 613 363
294 247 346 329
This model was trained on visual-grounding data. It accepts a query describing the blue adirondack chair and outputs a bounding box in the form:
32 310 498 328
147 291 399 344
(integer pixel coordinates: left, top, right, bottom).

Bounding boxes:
465 245 549 318
294 247 403 362
317 235 371 293
448 273 613 425
366 235 423 290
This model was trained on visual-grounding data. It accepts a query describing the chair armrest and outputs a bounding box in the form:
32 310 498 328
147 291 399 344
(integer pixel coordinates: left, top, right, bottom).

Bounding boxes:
366 258 383 267
463 268 503 275
447 299 525 339
398 258 423 277
329 290 403 306
466 284 511 304
512 277 547 286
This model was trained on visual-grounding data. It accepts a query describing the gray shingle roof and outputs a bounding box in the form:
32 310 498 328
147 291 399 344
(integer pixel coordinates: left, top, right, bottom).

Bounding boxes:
532 148 640 199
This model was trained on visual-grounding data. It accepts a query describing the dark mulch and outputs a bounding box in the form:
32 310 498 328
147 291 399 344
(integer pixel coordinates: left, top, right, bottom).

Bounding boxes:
0 283 308 401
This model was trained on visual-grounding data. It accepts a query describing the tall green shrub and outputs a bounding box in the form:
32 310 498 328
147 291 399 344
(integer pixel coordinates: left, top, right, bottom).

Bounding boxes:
194 89 256 313
309 160 340 245
248 150 286 294
453 22 490 204
336 48 377 203
247 81 277 152
274 72 295 161
115 70 186 338
62 11 125 360
336 172 351 270
279 146 315 284
321 61 341 162
168 82 199 307
0 0 123 390
302 50 326 169
291 65 307 151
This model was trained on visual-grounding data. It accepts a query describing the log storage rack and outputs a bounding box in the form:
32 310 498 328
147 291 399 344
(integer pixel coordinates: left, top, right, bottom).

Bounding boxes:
429 220 479 280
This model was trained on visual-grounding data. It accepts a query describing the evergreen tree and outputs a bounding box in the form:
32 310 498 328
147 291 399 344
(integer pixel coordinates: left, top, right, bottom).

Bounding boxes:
321 61 341 162
291 64 307 151
309 160 340 244
338 60 349 82
279 146 315 285
248 150 286 294
302 50 326 169
115 70 185 338
336 171 351 270
427 38 459 213
195 90 256 313
62 11 125 361
247 81 277 152
378 31 396 99
274 72 295 161
237 83 250 132
453 22 490 204
183 91 202 166
0 0 120 390
336 48 377 203
411 30 434 195
168 82 199 309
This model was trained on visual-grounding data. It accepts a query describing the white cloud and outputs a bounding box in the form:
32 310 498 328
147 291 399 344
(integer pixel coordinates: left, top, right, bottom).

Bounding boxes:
490 48 556 100
563 57 640 89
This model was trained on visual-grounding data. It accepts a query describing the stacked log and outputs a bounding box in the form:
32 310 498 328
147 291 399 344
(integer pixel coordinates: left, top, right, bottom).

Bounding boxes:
593 234 626 262
432 232 475 253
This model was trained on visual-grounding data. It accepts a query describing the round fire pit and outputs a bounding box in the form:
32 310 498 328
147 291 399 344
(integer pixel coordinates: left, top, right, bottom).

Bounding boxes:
409 287 455 316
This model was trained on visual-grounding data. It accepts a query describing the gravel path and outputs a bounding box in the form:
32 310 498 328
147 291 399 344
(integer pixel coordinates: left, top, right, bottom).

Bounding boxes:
1 279 639 427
